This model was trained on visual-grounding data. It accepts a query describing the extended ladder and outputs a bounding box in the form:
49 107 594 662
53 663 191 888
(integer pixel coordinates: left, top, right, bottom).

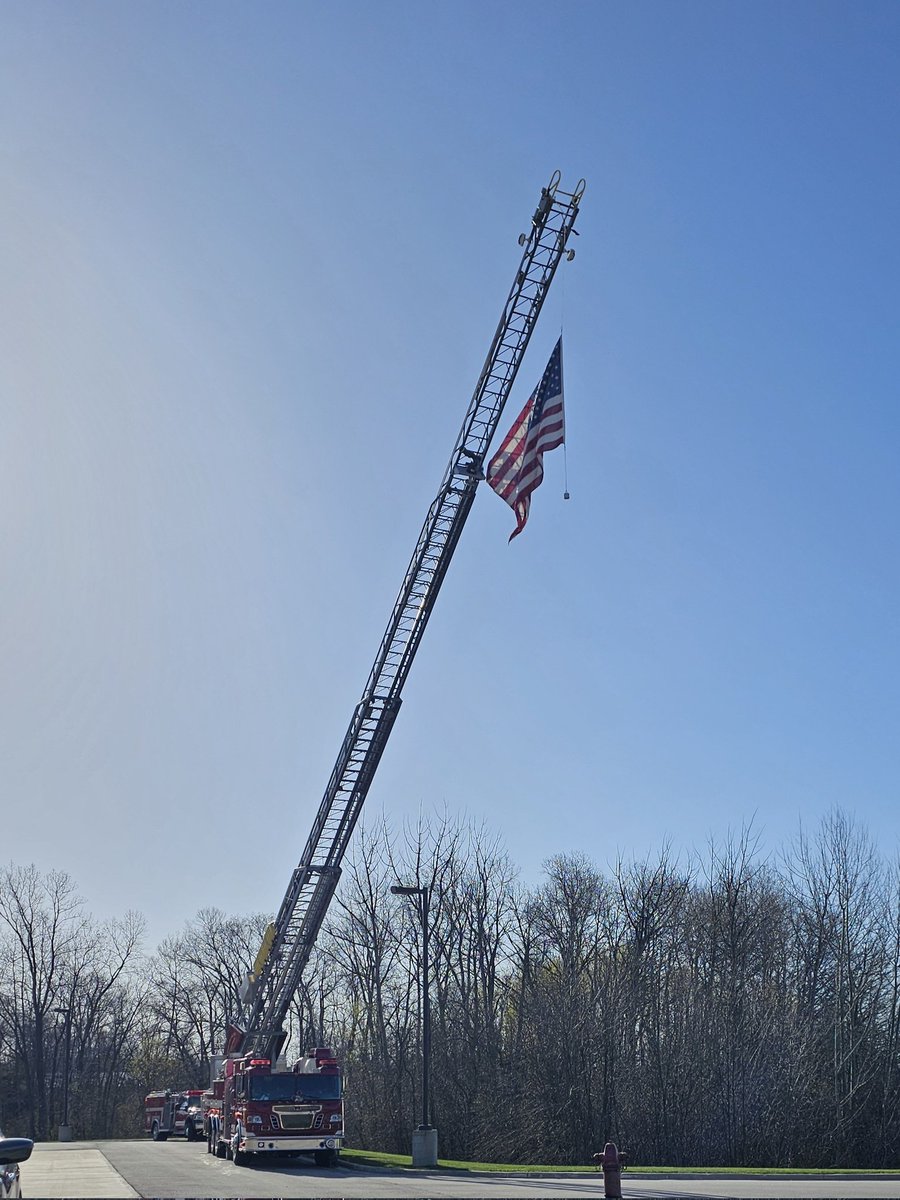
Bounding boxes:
239 172 584 1060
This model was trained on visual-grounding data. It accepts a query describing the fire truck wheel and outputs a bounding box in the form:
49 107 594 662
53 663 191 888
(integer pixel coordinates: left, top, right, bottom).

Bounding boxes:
233 1149 247 1166
151 1121 168 1142
314 1149 338 1168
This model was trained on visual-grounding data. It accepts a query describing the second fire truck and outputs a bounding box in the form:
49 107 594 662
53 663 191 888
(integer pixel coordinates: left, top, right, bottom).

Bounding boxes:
144 1089 206 1141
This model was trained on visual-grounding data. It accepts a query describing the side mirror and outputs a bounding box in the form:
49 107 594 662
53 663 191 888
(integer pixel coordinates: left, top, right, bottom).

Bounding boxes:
0 1138 33 1166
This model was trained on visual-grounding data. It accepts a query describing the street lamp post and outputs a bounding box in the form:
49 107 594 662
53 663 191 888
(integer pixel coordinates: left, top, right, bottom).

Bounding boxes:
390 883 437 1167
54 1004 73 1142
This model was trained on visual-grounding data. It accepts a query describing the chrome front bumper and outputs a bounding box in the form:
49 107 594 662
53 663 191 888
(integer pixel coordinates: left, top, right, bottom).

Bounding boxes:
237 1134 343 1154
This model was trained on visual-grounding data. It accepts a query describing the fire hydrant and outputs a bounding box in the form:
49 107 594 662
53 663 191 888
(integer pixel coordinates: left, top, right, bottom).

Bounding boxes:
592 1141 627 1199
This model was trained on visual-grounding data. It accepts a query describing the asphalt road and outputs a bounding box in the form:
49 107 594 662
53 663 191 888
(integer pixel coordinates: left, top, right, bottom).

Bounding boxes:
22 1139 900 1199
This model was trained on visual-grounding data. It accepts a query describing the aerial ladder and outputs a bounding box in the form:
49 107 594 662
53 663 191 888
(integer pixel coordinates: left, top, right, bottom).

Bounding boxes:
233 171 584 1063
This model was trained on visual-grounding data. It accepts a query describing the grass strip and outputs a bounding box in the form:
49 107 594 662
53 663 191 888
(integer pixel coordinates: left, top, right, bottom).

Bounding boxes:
340 1149 900 1176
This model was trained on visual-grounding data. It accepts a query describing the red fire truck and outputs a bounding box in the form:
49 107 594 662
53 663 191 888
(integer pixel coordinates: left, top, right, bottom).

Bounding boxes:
204 1048 342 1167
144 1089 206 1141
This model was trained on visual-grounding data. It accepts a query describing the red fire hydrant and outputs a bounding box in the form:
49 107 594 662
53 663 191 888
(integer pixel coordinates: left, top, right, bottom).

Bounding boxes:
592 1141 627 1199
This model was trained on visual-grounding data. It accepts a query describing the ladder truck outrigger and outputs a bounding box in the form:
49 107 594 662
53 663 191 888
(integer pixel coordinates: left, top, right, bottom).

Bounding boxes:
205 172 584 1168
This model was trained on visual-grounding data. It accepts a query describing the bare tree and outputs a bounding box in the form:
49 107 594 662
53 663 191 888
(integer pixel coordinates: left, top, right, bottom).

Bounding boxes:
0 866 147 1139
0 865 86 1137
144 907 270 1088
783 811 890 1163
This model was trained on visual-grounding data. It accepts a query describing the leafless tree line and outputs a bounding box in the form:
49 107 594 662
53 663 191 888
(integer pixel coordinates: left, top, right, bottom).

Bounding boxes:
2 808 899 1167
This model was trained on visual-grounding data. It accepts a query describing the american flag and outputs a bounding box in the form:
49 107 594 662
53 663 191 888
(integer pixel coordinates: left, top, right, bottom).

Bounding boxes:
486 337 565 541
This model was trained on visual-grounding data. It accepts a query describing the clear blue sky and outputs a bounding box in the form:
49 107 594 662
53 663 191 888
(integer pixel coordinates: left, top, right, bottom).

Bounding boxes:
2 1 898 947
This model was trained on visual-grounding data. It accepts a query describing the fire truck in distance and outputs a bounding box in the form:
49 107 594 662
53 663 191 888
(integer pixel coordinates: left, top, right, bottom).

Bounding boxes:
144 1089 206 1141
204 1047 342 1167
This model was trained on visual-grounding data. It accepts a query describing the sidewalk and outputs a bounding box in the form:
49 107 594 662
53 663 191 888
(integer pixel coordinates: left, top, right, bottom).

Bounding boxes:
22 1143 139 1199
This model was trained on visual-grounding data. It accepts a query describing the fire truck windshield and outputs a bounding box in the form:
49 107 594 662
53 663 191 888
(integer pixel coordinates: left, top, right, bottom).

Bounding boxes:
248 1074 341 1102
